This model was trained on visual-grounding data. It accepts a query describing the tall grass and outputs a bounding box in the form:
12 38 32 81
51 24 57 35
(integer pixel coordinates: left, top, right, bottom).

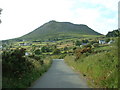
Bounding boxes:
64 40 118 88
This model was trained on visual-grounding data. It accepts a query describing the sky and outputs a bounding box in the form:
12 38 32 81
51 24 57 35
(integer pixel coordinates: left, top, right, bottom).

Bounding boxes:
0 0 119 40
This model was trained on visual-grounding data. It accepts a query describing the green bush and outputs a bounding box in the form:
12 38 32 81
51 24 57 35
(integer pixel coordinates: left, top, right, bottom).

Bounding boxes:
105 38 110 43
2 48 34 77
64 47 68 51
82 39 89 43
34 49 41 55
93 43 99 47
73 47 77 50
2 48 52 88
75 40 81 46
90 40 98 45
53 49 61 54
41 46 52 53
59 54 66 59
74 47 92 61
82 43 92 48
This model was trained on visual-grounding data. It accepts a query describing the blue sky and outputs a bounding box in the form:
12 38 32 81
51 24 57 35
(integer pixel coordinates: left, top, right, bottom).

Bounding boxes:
0 0 119 40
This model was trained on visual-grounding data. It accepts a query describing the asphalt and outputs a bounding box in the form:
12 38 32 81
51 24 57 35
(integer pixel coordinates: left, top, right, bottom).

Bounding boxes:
29 59 89 88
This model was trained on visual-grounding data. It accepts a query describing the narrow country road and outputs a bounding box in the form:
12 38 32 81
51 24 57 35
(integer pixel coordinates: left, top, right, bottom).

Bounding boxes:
30 59 89 88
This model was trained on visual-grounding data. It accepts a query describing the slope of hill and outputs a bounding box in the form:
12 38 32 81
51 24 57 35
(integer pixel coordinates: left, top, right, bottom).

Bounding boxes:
20 20 102 40
106 29 120 37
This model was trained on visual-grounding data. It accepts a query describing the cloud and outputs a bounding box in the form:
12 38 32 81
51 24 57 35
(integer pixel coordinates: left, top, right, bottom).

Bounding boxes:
69 0 118 34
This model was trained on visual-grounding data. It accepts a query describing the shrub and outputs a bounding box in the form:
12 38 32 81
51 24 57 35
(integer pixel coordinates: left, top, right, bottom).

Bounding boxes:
59 54 66 59
75 47 92 61
28 54 44 65
93 43 99 47
75 40 81 46
53 49 61 54
82 39 89 43
90 40 98 45
2 48 52 88
73 47 77 50
2 48 34 77
34 49 41 55
75 49 82 61
41 46 52 53
83 43 92 48
105 38 111 43
64 47 68 51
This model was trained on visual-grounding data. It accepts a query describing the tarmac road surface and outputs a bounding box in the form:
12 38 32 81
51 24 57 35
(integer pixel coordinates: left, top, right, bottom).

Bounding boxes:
30 59 89 88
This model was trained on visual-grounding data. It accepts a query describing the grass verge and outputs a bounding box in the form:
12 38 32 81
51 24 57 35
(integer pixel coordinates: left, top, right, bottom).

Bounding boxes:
64 43 118 88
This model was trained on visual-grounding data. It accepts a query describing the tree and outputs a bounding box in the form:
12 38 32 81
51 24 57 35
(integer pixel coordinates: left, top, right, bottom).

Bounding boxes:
34 49 41 55
41 46 46 53
64 47 68 51
2 44 6 48
84 43 92 48
2 48 34 77
90 40 98 45
53 49 61 54
73 47 77 50
75 40 81 46
93 43 99 47
82 39 89 43
41 46 51 53
105 38 110 43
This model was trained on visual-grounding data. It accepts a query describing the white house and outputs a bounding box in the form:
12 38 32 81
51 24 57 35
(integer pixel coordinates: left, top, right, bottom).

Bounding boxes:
80 45 83 48
108 40 114 44
99 40 106 44
19 43 32 46
19 43 24 46
25 52 30 56
0 46 2 49
24 43 32 46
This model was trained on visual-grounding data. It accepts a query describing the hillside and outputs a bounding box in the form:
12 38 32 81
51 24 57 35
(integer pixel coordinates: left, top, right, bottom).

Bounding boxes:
106 29 120 37
20 20 102 40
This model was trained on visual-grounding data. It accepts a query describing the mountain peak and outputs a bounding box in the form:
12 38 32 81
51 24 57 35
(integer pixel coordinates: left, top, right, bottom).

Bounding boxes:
49 20 57 23
48 20 88 26
20 20 102 40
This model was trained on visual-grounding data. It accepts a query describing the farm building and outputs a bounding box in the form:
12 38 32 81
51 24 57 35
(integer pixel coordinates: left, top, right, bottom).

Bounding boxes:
99 40 106 44
19 43 32 46
25 52 30 56
0 46 2 49
108 40 114 44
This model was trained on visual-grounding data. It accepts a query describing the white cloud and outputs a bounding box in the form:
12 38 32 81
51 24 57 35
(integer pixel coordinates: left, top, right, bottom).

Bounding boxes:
70 0 118 34
77 0 118 11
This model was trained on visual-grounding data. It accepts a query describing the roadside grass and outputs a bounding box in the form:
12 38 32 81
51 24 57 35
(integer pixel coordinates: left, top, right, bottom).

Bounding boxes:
2 56 52 88
64 42 118 88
